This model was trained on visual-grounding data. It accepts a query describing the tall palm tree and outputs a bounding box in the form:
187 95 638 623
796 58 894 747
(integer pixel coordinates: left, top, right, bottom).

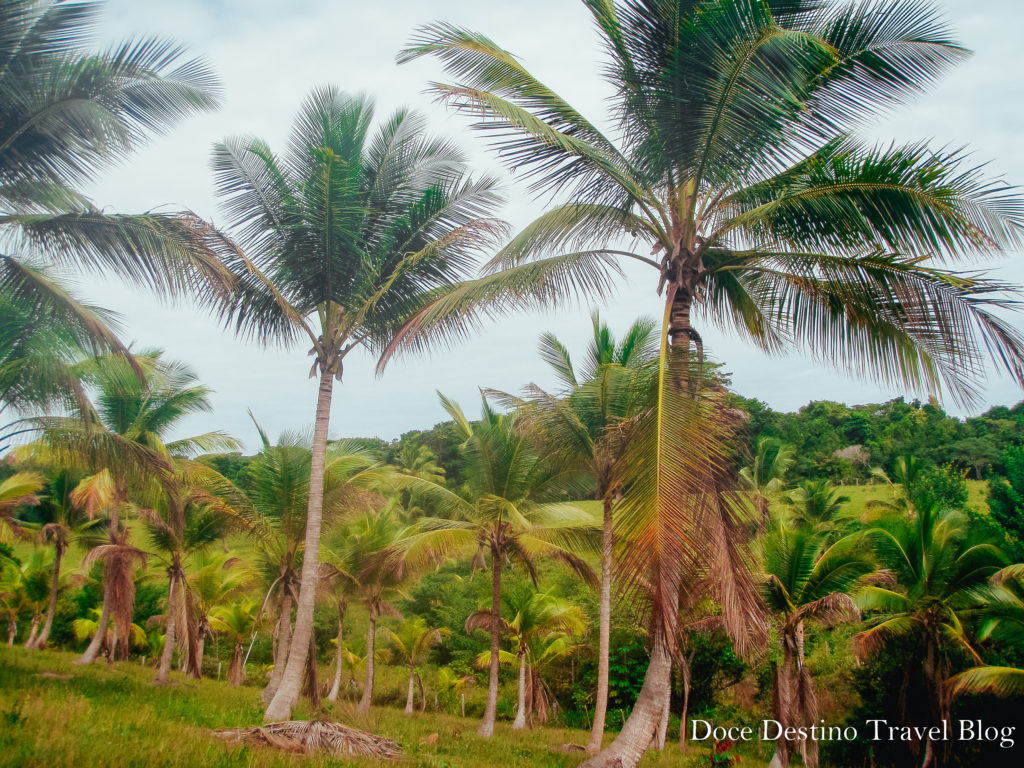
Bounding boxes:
470 582 586 730
1 0 230 385
385 617 450 715
393 6 1024 761
761 521 873 768
205 86 505 721
854 504 1008 767
28 469 103 649
500 313 655 750
401 394 597 737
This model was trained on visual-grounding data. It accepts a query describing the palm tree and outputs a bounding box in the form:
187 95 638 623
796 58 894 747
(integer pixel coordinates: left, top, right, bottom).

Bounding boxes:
33 351 238 664
470 583 585 730
1 0 230 396
783 480 851 533
740 437 795 524
205 86 505 722
245 423 392 705
434 666 472 715
501 313 655 750
210 600 260 686
396 7 1024 760
16 549 50 647
385 617 450 715
761 522 873 768
186 550 254 675
854 504 1008 767
401 394 597 737
28 469 103 649
323 506 424 714
72 606 147 656
0 470 44 540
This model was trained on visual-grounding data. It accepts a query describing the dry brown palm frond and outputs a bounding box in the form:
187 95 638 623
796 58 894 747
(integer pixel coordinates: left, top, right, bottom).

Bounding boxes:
213 720 402 759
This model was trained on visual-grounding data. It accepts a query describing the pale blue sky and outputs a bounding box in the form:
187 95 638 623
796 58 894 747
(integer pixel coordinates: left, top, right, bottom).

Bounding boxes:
75 0 1024 450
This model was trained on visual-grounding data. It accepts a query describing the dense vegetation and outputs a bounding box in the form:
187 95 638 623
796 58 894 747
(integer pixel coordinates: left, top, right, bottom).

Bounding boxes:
3 2 1024 768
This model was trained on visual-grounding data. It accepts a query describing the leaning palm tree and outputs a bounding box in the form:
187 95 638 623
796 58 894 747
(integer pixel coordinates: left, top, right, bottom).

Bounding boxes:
761 521 873 768
28 469 103 649
385 617 450 715
400 394 598 737
205 86 505 721
394 6 1024 760
1 0 230 388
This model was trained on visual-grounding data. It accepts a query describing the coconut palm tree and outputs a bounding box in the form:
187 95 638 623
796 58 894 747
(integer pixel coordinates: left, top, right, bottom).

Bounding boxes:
740 437 795 524
761 521 873 768
0 470 44 541
245 423 393 705
204 86 505 722
470 583 586 730
385 617 450 715
783 480 851 533
0 555 30 645
323 506 426 714
399 394 597 737
1 1 230 394
186 550 254 675
27 469 103 649
72 605 147 656
15 549 50 647
434 666 472 715
396 6 1024 760
498 313 655 750
854 504 1008 767
210 600 260 686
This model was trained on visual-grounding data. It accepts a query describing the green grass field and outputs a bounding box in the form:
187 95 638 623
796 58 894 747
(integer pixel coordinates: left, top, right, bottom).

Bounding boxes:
0 647 773 768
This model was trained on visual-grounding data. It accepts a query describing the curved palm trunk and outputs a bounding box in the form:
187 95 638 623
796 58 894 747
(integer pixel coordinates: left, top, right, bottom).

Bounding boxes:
587 496 614 753
581 629 674 768
155 574 179 684
405 666 416 715
23 610 41 647
358 606 377 713
266 366 334 720
76 566 113 664
262 590 293 705
327 599 345 702
512 651 528 730
31 544 64 650
478 544 503 737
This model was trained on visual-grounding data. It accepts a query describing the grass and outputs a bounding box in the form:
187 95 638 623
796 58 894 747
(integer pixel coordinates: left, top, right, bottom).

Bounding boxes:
0 646 771 768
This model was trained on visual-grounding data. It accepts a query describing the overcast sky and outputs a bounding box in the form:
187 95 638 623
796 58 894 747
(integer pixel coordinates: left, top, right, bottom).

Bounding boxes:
74 0 1024 451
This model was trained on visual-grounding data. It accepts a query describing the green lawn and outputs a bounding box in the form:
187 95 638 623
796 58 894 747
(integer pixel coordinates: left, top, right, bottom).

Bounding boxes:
0 647 770 768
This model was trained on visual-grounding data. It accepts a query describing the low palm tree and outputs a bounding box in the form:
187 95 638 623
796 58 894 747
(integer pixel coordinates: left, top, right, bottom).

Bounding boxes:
16 550 50 647
761 522 873 768
783 480 851 533
0 470 44 541
204 86 504 721
435 666 473 715
740 438 795 524
210 600 261 686
385 617 450 715
73 606 147 656
186 549 254 675
470 583 585 730
28 470 103 649
401 394 597 737
854 504 1008 767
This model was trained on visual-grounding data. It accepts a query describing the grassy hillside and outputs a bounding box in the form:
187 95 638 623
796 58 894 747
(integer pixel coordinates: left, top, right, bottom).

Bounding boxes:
0 647 770 768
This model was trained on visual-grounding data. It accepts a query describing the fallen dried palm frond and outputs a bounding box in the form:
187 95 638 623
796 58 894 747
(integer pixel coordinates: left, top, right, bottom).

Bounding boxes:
213 720 402 760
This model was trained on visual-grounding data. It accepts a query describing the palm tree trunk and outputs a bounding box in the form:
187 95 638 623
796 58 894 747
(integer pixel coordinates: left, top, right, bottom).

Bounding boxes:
358 608 377 713
31 544 64 650
580 629 674 768
678 651 692 753
512 651 528 730
769 636 795 768
155 575 179 684
405 667 416 715
653 679 671 750
6 618 15 645
23 609 40 647
229 641 244 685
76 572 112 664
302 632 320 709
263 590 294 704
196 628 206 678
327 600 345 702
266 365 334 721
587 495 613 753
478 544 503 738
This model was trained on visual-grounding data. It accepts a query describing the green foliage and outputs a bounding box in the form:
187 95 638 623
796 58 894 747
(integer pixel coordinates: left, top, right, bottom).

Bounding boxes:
989 445 1024 557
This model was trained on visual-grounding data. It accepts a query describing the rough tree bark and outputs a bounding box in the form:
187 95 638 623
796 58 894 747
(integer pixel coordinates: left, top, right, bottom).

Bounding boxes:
512 650 528 730
357 602 378 713
265 364 334 721
155 573 179 684
587 495 614 753
262 589 293 705
405 666 417 714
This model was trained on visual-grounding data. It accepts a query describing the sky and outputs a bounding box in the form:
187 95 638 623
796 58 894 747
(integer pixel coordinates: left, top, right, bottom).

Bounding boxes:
72 0 1024 451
